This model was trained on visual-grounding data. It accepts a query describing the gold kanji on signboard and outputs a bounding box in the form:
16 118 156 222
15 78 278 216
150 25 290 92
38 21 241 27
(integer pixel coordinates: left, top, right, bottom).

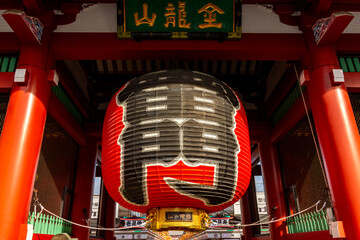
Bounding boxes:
178 2 191 28
198 3 224 29
164 3 176 27
164 2 191 28
134 3 157 26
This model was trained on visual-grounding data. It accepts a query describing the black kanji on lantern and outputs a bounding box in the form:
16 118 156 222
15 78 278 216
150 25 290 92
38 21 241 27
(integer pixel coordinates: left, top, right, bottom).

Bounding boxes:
116 69 241 206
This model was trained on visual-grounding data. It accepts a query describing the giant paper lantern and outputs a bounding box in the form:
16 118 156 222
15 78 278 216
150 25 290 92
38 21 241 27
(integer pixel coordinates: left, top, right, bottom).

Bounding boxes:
102 69 251 230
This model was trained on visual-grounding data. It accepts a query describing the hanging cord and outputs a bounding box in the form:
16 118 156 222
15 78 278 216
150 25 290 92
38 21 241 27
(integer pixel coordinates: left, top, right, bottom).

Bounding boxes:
32 189 44 220
187 201 325 240
236 200 326 228
33 201 148 231
293 64 331 193
209 214 271 229
250 214 272 225
188 200 325 240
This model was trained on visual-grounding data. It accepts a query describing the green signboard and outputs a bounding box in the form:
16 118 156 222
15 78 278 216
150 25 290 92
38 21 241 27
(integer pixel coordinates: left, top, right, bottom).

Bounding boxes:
117 0 241 39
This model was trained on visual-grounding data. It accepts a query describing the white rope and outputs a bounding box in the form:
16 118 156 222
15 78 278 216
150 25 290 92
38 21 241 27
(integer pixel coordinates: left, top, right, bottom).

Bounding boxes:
249 214 271 225
316 201 327 212
293 65 330 190
39 204 148 231
35 193 326 232
236 200 324 227
35 205 44 220
209 214 271 229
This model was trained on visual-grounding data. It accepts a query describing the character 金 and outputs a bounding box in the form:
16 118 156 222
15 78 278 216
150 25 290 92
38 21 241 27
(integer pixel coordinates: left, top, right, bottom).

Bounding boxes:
198 3 224 29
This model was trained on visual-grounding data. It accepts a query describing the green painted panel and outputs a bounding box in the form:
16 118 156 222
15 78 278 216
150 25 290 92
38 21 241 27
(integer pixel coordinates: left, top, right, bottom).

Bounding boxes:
353 58 360 72
0 57 9 72
8 57 17 72
339 58 348 72
51 86 83 124
124 0 234 32
346 57 356 72
286 210 329 234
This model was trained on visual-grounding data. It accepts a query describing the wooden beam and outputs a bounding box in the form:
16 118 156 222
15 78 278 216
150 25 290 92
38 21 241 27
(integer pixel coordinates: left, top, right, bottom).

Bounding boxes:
251 235 270 240
0 72 14 92
48 92 86 146
51 33 306 61
23 0 45 15
252 165 262 176
271 91 309 144
85 122 102 140
311 0 333 16
55 61 90 119
313 12 354 46
266 67 298 118
0 33 20 54
249 121 271 143
2 10 42 45
337 34 360 54
2 31 360 61
286 231 332 240
251 147 260 166
345 72 360 93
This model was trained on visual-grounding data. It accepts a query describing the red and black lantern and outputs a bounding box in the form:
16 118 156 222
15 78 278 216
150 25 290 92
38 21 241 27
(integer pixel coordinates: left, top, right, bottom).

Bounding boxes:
102 69 251 215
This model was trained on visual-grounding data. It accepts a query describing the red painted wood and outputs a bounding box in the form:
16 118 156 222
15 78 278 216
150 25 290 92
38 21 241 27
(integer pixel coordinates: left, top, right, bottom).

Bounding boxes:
286 231 332 240
1 31 360 60
344 72 360 93
251 147 260 165
0 72 14 91
51 33 306 61
23 0 45 15
249 121 272 143
18 224 29 240
251 236 270 240
240 190 254 240
265 70 298 119
0 65 51 240
311 0 333 16
314 12 354 46
0 33 20 54
241 177 261 240
105 190 116 240
0 2 24 10
259 137 287 240
48 92 86 146
305 28 360 240
32 234 54 240
55 61 90 119
32 234 80 240
331 3 360 11
70 138 97 240
336 34 360 54
2 10 42 45
270 92 309 144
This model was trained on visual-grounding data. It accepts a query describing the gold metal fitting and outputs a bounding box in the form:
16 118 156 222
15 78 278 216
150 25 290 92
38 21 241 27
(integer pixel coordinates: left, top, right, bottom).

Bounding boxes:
146 207 210 231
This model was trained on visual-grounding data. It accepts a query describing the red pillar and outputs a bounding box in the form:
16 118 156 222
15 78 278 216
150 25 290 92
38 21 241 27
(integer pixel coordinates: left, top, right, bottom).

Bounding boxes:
259 137 287 240
0 50 51 240
105 191 116 240
305 32 360 239
240 195 252 240
240 177 257 240
71 138 97 240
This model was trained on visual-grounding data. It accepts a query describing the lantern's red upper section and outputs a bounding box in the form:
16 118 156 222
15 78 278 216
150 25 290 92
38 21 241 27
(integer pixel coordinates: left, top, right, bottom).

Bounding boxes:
102 70 251 213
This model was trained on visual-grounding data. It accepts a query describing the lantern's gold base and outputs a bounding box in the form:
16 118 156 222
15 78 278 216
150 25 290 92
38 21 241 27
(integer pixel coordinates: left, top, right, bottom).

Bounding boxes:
146 207 211 231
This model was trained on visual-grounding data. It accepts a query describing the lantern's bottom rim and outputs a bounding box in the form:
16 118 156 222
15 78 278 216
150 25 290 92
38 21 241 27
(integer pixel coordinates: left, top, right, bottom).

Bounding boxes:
146 207 211 231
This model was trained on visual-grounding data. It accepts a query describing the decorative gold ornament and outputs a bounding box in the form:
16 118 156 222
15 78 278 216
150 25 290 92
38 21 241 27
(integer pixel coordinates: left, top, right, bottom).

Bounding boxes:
146 208 210 231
